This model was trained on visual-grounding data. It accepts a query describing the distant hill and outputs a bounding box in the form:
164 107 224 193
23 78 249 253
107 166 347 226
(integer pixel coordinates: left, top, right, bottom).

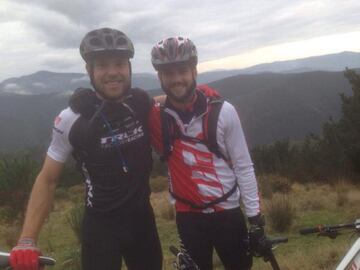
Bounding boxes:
0 69 353 153
0 93 67 153
239 51 360 74
0 71 160 95
198 51 360 84
208 71 352 146
1 51 359 95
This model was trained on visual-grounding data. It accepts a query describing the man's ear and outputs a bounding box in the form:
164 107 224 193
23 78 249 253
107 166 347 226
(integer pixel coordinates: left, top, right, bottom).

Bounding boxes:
157 71 162 81
193 66 198 79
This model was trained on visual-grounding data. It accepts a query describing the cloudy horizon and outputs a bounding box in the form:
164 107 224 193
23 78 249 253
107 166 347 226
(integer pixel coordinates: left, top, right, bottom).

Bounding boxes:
1 0 360 81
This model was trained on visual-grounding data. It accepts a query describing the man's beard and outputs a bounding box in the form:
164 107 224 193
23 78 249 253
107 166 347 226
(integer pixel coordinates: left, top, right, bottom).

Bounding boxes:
161 79 196 103
90 75 131 102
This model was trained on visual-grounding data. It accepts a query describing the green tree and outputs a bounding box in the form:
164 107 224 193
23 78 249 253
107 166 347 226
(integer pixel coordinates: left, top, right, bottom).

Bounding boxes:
0 152 40 222
321 69 360 176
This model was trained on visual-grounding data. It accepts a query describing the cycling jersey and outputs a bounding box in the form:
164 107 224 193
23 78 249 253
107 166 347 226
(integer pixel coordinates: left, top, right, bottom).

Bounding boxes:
48 88 153 214
150 87 260 216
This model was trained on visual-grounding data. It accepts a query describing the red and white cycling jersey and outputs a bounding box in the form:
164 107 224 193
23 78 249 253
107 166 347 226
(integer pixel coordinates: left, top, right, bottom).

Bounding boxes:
149 87 260 216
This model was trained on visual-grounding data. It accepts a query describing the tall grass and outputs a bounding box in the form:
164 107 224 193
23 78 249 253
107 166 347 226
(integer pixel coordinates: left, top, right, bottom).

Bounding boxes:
265 194 295 232
1 180 359 270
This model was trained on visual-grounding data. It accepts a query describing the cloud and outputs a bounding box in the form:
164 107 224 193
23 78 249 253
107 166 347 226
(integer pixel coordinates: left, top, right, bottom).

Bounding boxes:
2 83 29 95
40 50 80 70
1 0 360 81
70 75 89 84
32 82 47 89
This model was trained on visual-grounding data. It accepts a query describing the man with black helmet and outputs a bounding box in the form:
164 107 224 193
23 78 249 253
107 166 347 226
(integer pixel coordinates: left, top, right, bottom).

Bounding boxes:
10 28 162 270
149 37 265 270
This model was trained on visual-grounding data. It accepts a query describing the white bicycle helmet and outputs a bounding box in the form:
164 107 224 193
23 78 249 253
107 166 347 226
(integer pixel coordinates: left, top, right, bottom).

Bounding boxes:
151 36 197 70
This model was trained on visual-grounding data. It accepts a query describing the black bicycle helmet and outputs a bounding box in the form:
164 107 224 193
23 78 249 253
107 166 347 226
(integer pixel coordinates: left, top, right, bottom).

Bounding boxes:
80 28 134 62
151 36 198 70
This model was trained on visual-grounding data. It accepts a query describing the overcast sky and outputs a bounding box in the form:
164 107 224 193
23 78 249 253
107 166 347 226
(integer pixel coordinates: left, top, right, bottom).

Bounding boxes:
1 0 360 81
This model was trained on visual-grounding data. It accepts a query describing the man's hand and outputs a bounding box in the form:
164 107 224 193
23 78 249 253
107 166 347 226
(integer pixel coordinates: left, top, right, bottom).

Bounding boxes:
248 214 268 257
10 238 43 270
153 95 166 105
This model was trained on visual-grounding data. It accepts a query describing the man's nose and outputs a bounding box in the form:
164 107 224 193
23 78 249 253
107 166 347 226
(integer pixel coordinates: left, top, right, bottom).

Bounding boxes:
107 64 120 75
170 71 182 82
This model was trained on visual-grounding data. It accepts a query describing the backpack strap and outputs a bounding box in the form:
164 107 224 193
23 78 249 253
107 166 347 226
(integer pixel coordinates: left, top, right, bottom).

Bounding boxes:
169 182 238 209
160 105 175 161
69 87 100 118
159 94 228 162
202 97 228 161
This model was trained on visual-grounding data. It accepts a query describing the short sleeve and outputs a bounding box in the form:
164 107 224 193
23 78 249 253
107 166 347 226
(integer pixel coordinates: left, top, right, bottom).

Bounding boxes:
47 108 80 163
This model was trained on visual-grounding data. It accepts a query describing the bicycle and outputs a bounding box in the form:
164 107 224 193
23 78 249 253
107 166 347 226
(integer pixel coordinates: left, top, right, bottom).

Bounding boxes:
299 218 360 270
0 250 55 269
170 236 288 270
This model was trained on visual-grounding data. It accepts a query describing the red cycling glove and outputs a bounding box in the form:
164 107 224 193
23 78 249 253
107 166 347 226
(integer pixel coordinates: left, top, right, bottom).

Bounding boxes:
10 238 43 270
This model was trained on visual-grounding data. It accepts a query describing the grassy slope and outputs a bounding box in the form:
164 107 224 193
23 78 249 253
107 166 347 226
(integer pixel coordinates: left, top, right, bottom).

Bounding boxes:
0 179 359 270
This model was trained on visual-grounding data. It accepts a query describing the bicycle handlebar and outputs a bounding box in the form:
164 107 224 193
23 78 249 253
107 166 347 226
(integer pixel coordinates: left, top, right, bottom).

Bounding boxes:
0 251 56 267
267 237 288 245
299 219 360 237
299 225 324 235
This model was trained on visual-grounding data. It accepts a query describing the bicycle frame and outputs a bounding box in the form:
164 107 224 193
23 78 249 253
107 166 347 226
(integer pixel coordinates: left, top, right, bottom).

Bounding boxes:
300 219 360 270
336 237 360 270
170 236 287 270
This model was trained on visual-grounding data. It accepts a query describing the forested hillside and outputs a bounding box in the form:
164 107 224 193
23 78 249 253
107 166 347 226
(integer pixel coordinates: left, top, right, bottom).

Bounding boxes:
0 70 353 153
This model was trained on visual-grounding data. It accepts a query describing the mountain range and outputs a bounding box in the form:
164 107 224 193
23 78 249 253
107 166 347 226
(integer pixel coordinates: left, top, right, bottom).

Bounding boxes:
0 51 358 153
1 51 359 95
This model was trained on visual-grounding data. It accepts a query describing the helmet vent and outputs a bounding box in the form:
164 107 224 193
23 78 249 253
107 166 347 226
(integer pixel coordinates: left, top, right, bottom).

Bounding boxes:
117 37 127 46
105 35 114 46
90 37 101 46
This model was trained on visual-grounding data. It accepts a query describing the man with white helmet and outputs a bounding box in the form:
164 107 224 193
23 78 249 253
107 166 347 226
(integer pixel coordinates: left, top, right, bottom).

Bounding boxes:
10 28 162 270
149 36 264 270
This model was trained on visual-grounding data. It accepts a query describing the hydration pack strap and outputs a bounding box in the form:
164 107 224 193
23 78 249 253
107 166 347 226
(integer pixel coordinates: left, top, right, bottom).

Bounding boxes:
202 98 227 161
160 105 173 161
160 97 227 162
169 183 238 209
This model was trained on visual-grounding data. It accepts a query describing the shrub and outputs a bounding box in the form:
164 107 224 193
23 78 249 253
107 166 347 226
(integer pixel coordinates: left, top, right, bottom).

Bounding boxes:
257 175 273 199
0 153 39 222
55 187 71 200
0 206 16 223
266 194 295 232
61 247 82 270
269 175 292 193
335 180 350 207
160 203 175 221
66 203 84 243
4 222 21 247
59 163 83 188
150 176 168 193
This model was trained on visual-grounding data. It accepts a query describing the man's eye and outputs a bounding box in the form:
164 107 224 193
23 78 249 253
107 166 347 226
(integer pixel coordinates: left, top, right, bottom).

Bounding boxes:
179 67 189 74
116 62 127 67
95 63 106 68
163 71 173 76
